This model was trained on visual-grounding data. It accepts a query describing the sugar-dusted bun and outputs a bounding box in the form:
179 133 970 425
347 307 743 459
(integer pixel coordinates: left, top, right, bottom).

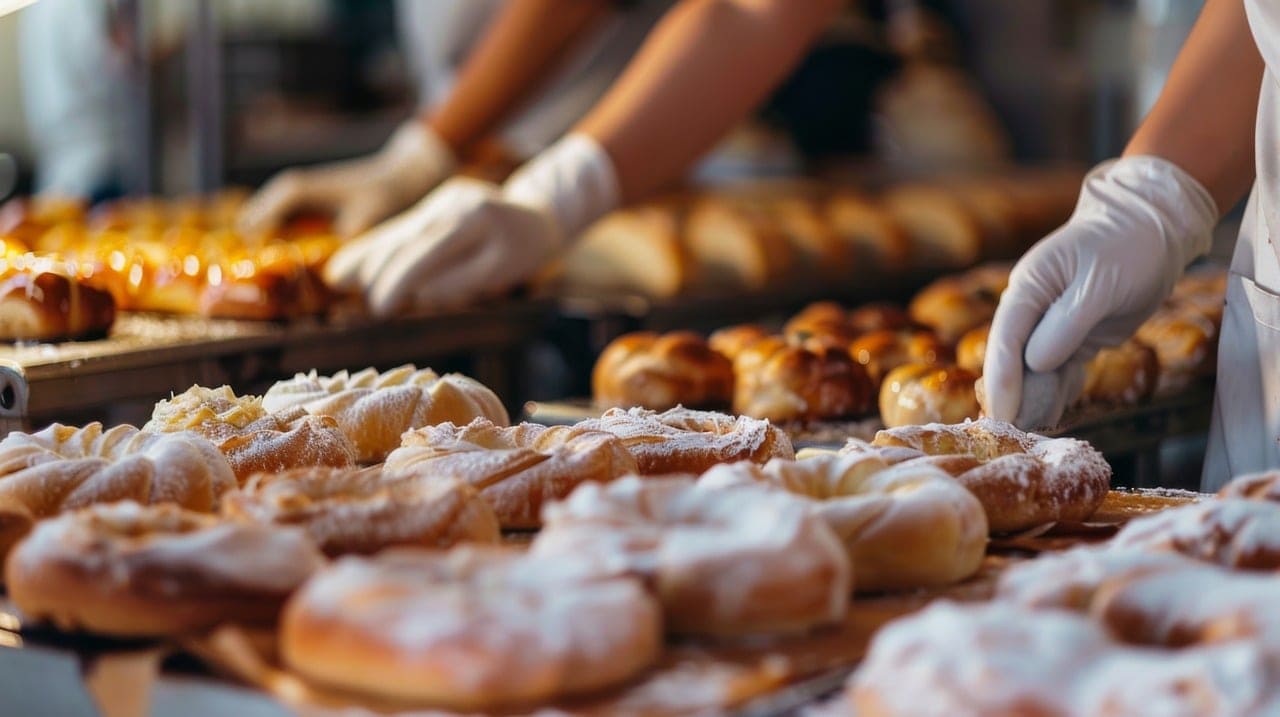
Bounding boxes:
824 191 911 272
0 266 116 342
1218 470 1280 501
1108 498 1280 571
881 185 983 270
1078 339 1159 407
878 363 980 428
545 201 691 299
1135 306 1217 395
261 365 509 463
0 423 237 561
146 385 356 480
871 417 1111 532
908 263 1010 344
684 196 795 291
592 331 734 410
732 336 875 423
707 323 772 361
5 501 323 636
280 547 662 710
700 454 987 591
222 466 500 556
995 545 1195 611
576 406 793 475
954 322 989 373
849 329 950 385
385 419 637 529
534 476 850 636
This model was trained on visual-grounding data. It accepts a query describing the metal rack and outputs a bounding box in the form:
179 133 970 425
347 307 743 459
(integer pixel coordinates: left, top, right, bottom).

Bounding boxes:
0 300 552 432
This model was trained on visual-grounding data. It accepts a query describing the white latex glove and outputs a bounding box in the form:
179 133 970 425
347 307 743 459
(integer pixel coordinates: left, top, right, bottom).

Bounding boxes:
323 133 618 316
982 155 1218 426
239 121 456 237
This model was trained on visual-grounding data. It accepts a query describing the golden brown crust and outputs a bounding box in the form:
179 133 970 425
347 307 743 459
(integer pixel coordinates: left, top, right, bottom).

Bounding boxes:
878 362 980 428
824 192 911 273
0 268 116 342
5 501 323 636
908 264 1010 344
684 197 796 291
849 329 950 385
1079 340 1159 407
954 322 990 373
732 336 875 423
385 419 638 529
1135 306 1217 395
707 323 773 362
592 331 734 410
576 406 794 475
222 466 501 556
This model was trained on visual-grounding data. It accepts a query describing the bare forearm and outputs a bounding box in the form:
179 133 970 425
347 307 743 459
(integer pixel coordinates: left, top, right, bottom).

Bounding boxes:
576 0 842 202
1124 0 1262 213
425 0 611 153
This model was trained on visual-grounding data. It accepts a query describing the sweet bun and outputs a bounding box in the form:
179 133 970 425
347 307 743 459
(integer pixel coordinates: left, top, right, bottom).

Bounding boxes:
546 201 691 298
848 329 949 385
732 336 875 423
908 263 1010 343
824 192 911 272
878 363 980 428
707 323 772 361
684 197 795 291
881 185 983 270
0 264 116 342
592 331 734 410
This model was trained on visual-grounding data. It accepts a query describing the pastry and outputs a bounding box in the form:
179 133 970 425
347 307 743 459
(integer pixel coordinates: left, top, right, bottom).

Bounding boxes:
1135 305 1217 395
954 323 988 373
870 418 1112 532
881 185 984 270
878 362 980 428
731 336 875 422
1079 340 1160 407
145 385 357 480
575 406 794 475
280 547 662 710
1107 498 1280 571
222 466 500 556
908 263 1010 343
824 191 911 272
261 365 509 464
1218 470 1280 501
784 301 860 348
707 323 772 361
684 196 795 291
848 329 949 385
592 331 734 410
384 419 637 529
6 501 322 636
545 201 691 298
700 454 987 591
533 476 851 636
0 259 116 342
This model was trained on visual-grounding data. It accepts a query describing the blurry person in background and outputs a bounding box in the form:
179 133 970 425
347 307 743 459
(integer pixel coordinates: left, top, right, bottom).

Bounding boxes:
18 0 135 201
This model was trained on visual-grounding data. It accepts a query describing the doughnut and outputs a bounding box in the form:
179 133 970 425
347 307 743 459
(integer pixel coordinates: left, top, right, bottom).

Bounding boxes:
1108 498 1280 571
995 545 1196 611
5 501 323 636
145 385 357 480
261 365 509 463
1078 339 1159 407
592 331 734 411
699 453 987 591
0 423 237 561
731 336 875 423
870 418 1112 532
848 329 949 385
384 419 637 529
533 476 851 636
1218 470 1280 501
707 323 772 361
1135 306 1218 395
279 547 662 710
576 406 794 475
845 601 1280 717
878 362 980 428
908 263 1010 344
199 248 331 320
0 262 116 342
222 466 500 556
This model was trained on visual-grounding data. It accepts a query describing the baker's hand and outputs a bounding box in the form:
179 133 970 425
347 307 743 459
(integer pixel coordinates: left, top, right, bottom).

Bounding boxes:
239 121 455 237
982 156 1218 426
324 134 618 316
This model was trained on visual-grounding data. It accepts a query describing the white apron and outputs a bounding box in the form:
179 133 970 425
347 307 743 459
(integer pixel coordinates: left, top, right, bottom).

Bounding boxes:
1201 0 1280 490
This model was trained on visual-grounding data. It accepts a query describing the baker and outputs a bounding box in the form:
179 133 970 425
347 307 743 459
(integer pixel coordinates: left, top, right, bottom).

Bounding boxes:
982 0 1277 490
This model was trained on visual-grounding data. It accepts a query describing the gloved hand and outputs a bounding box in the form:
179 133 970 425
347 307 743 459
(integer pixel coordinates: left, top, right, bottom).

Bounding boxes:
982 155 1218 426
323 133 618 316
239 121 456 237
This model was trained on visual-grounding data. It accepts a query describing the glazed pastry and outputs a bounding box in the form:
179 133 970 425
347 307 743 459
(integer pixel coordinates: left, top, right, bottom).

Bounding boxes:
0 261 116 342
684 197 795 291
707 323 772 361
1078 340 1160 407
592 331 734 410
878 363 980 428
908 263 1010 343
848 329 950 385
731 336 875 423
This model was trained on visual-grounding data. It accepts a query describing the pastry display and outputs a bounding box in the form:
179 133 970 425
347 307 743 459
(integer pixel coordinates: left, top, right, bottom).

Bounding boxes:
384 419 637 529
700 453 987 591
730 336 875 423
145 385 357 480
878 362 980 428
870 418 1112 532
533 476 851 636
0 423 237 559
6 501 323 637
222 466 501 556
907 263 1010 343
0 255 117 342
576 406 794 474
280 547 662 710
592 331 734 410
261 365 509 463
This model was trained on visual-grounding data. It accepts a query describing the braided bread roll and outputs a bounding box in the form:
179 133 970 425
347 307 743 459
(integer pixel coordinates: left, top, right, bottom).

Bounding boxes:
0 422 236 562
732 336 875 423
385 419 637 529
262 365 509 463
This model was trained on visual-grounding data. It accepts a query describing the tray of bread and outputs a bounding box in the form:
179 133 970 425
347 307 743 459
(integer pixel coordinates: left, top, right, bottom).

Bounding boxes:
0 356 1233 716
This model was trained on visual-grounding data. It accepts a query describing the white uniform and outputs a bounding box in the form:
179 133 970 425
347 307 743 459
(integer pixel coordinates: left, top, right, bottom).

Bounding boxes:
395 0 672 160
1202 0 1280 489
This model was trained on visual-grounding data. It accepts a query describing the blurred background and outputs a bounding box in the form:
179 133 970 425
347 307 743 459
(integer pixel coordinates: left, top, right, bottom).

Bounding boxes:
0 0 1203 202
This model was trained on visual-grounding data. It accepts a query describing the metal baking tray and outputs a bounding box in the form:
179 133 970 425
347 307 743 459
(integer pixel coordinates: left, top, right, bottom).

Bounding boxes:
0 299 552 431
